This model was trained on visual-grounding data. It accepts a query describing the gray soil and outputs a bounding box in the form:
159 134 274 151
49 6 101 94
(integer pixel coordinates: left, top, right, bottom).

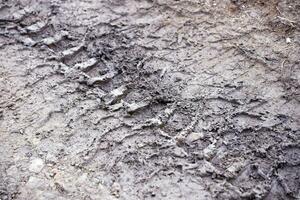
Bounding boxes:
0 0 299 199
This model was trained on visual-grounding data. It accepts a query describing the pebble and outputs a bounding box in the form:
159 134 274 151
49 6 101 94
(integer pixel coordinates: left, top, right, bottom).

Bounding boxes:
74 58 98 72
25 21 47 33
186 132 204 143
26 176 47 189
29 158 44 173
173 146 188 158
197 160 217 176
104 85 128 105
62 45 84 59
46 153 58 164
22 37 36 46
87 71 115 85
41 31 69 45
126 101 149 113
203 143 216 160
111 182 121 198
227 161 244 175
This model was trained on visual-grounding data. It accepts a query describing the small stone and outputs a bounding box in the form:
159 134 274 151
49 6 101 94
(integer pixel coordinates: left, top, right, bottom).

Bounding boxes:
286 37 291 44
87 71 115 85
197 160 217 176
46 153 58 164
109 101 124 111
62 45 84 59
76 173 88 184
26 176 47 189
147 118 162 127
203 143 216 160
39 191 58 200
12 7 32 21
74 58 98 72
6 165 18 176
186 132 204 143
111 182 121 198
173 146 188 158
111 85 127 97
41 31 69 46
22 37 36 46
104 85 128 105
25 21 47 33
126 101 149 113
227 161 244 175
29 158 44 173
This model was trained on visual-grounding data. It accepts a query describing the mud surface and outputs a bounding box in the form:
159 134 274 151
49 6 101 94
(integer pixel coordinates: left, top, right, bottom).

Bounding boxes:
0 0 299 199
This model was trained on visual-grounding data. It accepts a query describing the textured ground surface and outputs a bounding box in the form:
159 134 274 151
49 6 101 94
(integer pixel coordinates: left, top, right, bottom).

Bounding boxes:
0 0 299 199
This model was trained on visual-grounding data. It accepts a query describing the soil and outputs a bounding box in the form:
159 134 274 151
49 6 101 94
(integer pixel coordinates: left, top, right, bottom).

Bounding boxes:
0 0 299 199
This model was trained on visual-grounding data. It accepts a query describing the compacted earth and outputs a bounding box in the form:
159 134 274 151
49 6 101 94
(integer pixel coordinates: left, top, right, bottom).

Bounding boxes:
0 0 299 199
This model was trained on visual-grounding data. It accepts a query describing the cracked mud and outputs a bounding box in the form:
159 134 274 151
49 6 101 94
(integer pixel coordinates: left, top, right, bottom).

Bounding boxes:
0 0 299 199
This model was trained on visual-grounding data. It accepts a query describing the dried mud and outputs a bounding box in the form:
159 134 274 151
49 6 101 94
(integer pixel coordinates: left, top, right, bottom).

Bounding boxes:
0 0 299 199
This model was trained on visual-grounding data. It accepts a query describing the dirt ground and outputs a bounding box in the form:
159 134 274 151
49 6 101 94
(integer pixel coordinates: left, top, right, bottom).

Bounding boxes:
0 0 299 199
